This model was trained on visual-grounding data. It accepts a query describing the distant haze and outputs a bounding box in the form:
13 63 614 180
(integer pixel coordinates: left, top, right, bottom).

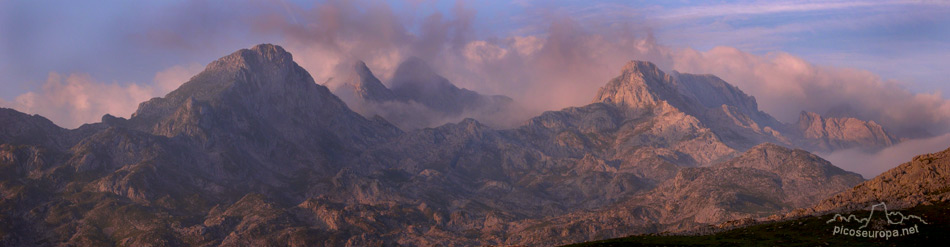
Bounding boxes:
819 133 950 178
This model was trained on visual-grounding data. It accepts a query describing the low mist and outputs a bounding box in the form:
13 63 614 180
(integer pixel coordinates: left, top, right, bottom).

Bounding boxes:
818 133 950 179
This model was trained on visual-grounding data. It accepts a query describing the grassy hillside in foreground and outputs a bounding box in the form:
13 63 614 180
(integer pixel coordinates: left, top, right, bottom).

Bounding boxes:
565 201 950 246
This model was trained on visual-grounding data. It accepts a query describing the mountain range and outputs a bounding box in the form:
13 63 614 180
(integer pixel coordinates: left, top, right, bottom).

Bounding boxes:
0 44 935 246
571 146 950 246
334 57 513 130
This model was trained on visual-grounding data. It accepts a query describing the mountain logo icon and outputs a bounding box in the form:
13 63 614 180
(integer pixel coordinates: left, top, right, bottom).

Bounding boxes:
827 202 928 239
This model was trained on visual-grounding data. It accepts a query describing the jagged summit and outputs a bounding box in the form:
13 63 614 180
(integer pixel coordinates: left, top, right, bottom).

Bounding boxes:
592 60 683 111
131 44 310 122
335 57 513 129
134 44 326 112
354 60 372 77
250 43 292 60
588 60 903 152
796 111 899 152
204 43 295 78
351 60 395 102
129 44 399 147
621 60 664 76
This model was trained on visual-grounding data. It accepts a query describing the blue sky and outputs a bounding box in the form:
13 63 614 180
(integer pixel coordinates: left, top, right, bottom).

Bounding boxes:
1 0 949 127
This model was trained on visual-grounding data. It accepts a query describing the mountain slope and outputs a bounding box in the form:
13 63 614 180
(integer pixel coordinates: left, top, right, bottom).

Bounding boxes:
132 44 400 148
0 44 405 246
500 143 862 246
569 146 950 247
349 61 396 102
805 146 950 214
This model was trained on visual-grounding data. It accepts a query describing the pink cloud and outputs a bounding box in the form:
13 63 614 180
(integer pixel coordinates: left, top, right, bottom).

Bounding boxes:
819 133 950 178
0 63 202 129
670 46 950 136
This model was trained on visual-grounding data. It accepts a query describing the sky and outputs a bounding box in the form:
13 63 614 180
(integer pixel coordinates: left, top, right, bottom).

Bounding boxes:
1 0 949 177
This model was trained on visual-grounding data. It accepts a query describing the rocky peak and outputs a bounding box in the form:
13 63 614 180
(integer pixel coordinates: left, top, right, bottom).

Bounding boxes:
203 44 294 81
797 111 822 132
720 143 854 176
622 60 664 76
795 111 899 151
131 44 334 123
354 60 372 77
350 61 395 102
128 44 399 148
333 57 514 130
592 60 683 112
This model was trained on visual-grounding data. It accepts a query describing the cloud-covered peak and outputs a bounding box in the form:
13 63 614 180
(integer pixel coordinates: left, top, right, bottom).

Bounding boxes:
333 58 515 130
390 56 451 91
350 60 395 102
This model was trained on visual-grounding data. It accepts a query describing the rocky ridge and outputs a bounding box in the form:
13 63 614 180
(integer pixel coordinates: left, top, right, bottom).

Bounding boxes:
795 111 900 152
498 143 863 245
795 146 950 216
336 57 513 130
0 44 907 246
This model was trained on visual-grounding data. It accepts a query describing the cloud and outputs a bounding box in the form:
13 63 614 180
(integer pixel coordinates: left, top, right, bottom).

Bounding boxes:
670 46 950 136
3 0 947 138
462 41 507 63
657 0 914 20
818 133 950 178
227 0 949 138
153 63 204 93
1 0 947 176
0 63 202 129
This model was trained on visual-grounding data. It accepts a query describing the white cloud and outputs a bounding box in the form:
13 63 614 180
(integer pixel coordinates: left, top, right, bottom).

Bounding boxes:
819 133 950 178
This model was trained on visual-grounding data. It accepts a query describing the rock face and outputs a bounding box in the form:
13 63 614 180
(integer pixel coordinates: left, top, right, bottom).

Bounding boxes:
500 143 862 246
589 61 899 153
0 108 70 148
335 57 513 130
795 111 900 152
716 143 865 208
349 61 396 102
0 46 897 246
0 44 402 246
801 146 950 215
